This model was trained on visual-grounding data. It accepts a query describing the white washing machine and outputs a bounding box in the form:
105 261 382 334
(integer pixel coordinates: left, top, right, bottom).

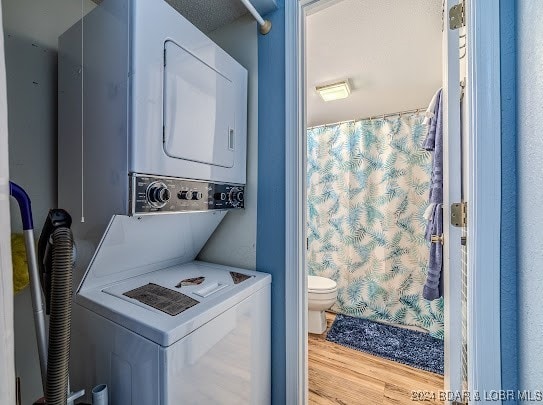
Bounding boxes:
71 214 271 404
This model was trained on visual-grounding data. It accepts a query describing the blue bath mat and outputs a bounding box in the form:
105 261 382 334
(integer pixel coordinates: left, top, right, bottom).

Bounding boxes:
326 314 444 375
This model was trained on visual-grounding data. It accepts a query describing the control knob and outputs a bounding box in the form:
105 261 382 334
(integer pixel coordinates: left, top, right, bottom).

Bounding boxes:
178 190 204 201
228 187 244 207
146 182 170 208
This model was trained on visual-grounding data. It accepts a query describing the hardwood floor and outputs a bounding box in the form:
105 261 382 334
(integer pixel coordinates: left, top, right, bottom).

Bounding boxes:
308 313 444 405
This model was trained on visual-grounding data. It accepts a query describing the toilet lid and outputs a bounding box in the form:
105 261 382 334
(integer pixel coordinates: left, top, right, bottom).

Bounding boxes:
308 276 337 292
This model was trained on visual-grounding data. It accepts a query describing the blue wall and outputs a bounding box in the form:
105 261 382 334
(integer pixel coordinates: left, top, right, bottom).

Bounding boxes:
500 0 518 399
257 2 286 404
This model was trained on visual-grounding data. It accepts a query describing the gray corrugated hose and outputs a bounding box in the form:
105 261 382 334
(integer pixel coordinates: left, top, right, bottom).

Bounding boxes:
45 227 73 405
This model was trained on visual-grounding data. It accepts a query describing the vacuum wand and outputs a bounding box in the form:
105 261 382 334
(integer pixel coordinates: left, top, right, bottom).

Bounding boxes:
9 182 48 392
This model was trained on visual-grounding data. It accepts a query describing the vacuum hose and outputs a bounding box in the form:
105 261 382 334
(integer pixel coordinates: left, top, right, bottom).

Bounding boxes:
45 227 74 405
9 185 82 405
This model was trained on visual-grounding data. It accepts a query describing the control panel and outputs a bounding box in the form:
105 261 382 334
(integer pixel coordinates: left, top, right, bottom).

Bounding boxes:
129 174 245 215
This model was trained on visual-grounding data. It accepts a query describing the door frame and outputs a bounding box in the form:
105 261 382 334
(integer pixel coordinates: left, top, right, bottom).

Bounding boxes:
284 0 503 403
465 0 503 398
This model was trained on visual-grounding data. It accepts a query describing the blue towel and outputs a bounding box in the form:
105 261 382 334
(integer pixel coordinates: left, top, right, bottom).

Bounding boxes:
424 204 443 300
423 89 443 300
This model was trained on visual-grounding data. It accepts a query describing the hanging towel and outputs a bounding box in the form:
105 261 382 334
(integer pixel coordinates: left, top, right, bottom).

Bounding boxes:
423 89 444 301
424 204 443 300
423 89 441 125
423 203 436 221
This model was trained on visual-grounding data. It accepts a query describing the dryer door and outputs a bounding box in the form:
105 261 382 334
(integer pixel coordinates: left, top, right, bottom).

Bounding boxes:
163 40 236 169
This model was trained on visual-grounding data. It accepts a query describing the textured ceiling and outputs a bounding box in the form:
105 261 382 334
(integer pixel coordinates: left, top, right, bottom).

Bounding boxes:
164 0 249 32
91 0 252 33
306 0 443 127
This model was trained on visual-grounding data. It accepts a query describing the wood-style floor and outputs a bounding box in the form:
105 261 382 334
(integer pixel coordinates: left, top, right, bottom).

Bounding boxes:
308 313 444 405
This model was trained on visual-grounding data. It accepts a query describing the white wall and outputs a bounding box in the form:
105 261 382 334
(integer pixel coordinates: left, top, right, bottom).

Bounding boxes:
198 15 259 269
2 0 95 49
6 35 58 234
7 37 57 401
0 1 15 402
4 0 95 234
2 1 94 403
518 0 543 392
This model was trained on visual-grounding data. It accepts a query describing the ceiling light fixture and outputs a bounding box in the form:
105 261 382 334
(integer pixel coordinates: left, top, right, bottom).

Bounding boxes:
316 80 351 102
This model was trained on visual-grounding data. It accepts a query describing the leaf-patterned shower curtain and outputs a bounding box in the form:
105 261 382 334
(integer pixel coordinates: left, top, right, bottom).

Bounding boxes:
307 112 444 338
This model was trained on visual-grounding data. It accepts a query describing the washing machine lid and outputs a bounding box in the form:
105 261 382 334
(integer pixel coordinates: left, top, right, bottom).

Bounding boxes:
76 261 271 347
77 211 226 292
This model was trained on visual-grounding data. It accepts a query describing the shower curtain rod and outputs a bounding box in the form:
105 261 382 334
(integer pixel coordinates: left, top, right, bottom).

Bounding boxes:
239 0 272 35
308 106 428 130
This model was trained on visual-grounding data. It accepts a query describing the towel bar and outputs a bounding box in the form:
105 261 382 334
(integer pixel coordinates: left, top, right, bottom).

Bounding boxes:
431 234 444 245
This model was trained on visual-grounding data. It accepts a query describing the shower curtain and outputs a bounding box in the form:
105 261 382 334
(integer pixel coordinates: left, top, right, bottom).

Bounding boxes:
307 112 444 338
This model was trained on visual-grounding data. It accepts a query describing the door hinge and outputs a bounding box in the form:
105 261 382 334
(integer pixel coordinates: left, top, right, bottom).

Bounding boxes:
451 202 467 227
449 1 465 30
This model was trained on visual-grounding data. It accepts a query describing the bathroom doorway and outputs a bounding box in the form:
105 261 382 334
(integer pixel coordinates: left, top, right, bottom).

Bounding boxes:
304 1 447 402
284 0 505 402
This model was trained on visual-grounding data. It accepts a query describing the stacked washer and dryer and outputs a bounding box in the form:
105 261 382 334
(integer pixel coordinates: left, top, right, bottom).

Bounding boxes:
57 0 270 403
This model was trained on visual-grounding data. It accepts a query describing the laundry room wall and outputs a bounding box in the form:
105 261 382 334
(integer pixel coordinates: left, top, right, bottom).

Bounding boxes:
5 0 95 234
2 0 95 402
256 1 286 401
198 15 259 270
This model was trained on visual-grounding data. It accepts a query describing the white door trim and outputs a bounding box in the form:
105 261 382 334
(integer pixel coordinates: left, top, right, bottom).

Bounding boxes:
284 1 503 403
466 0 503 398
284 1 306 403
442 0 464 396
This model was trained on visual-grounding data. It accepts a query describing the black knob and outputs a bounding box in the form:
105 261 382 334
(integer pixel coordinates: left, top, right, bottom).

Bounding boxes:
228 187 244 207
147 183 170 207
179 190 204 201
161 188 171 202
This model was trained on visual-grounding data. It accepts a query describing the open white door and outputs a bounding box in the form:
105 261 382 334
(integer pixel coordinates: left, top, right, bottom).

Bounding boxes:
442 0 464 399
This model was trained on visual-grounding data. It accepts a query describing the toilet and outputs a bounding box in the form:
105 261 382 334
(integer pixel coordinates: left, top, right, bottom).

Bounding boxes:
308 275 338 334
